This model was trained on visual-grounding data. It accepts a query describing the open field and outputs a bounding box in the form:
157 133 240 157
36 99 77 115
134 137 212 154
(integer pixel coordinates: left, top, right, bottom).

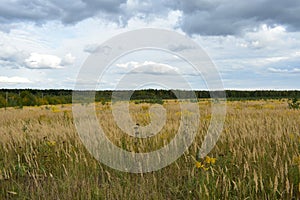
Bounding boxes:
0 99 300 199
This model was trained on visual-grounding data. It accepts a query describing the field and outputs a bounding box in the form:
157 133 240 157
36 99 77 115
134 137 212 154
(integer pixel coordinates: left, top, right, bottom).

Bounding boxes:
0 99 300 199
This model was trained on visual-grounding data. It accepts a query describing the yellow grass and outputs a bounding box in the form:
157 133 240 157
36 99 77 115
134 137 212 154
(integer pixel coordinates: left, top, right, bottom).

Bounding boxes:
0 99 299 199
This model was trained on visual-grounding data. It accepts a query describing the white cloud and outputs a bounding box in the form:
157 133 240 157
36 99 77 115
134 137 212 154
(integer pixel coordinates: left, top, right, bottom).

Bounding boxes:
243 24 288 49
116 61 179 75
24 53 75 69
0 76 31 83
268 67 300 73
25 53 63 69
62 53 76 65
83 44 99 53
0 45 20 59
116 61 139 68
264 56 289 63
0 44 28 68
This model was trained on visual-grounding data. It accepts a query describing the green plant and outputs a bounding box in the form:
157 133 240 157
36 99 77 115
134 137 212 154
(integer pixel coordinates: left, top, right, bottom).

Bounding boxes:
288 98 300 109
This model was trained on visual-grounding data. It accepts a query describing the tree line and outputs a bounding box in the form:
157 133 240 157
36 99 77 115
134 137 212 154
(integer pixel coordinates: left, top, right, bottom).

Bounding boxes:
0 89 300 108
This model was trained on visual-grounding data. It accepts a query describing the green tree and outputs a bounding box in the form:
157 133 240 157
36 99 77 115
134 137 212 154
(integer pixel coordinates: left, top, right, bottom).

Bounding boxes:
0 95 6 108
20 91 37 106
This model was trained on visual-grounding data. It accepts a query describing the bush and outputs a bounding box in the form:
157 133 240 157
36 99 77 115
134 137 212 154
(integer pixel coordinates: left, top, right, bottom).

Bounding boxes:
288 98 300 109
0 95 6 108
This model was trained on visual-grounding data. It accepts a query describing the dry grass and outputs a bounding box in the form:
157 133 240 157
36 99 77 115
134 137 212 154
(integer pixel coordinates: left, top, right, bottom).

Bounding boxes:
0 99 299 199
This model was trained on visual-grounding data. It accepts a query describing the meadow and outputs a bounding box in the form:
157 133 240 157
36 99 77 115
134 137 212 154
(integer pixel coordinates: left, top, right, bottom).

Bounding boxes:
0 99 299 199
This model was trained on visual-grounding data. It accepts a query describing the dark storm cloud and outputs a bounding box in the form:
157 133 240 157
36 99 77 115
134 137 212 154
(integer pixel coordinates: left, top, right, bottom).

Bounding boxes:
176 0 300 35
0 0 126 24
1 0 300 35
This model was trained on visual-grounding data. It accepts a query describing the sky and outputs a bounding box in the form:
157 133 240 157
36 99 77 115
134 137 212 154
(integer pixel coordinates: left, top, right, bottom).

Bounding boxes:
0 0 300 90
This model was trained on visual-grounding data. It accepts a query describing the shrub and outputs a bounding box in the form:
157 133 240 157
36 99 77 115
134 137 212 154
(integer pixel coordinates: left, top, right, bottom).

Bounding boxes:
288 98 300 109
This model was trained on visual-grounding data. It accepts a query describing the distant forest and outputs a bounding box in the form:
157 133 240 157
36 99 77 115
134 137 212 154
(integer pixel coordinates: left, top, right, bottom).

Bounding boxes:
0 89 300 108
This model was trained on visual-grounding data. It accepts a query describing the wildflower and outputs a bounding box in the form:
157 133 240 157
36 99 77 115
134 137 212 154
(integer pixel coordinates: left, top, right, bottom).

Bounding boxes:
51 106 60 113
204 156 217 165
195 161 202 168
289 133 295 140
292 156 300 165
195 161 209 171
47 141 56 147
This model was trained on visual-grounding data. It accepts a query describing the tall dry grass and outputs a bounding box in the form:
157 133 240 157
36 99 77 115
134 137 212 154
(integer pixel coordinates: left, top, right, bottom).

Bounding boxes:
0 100 299 199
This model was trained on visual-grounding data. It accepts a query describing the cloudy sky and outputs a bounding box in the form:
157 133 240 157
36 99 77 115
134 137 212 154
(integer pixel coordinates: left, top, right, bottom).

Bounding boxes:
0 0 300 90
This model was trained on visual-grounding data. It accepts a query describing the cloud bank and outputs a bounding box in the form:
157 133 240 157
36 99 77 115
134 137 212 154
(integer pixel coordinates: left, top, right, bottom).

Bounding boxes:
0 0 299 89
1 0 300 36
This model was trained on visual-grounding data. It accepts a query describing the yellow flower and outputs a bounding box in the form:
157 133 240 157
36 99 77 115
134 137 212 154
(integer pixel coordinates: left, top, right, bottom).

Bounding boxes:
204 156 210 164
195 161 202 168
51 106 61 113
292 156 300 165
210 157 216 164
195 161 209 171
47 141 56 147
204 156 217 165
